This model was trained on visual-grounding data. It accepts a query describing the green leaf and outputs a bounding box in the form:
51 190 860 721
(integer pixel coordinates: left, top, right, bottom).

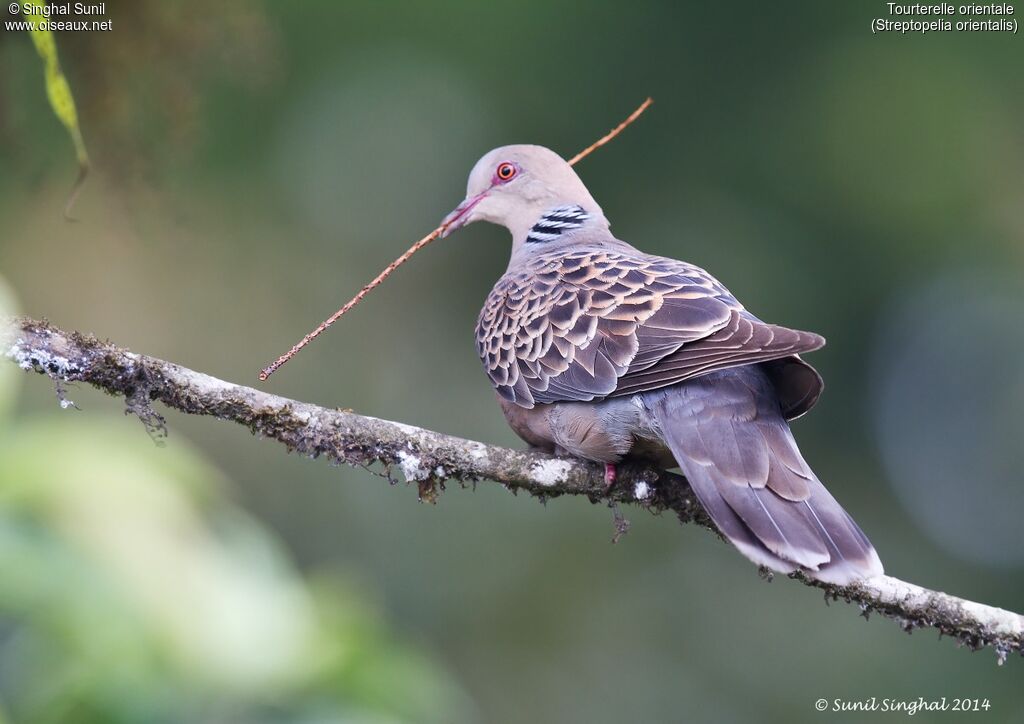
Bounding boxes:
25 11 89 217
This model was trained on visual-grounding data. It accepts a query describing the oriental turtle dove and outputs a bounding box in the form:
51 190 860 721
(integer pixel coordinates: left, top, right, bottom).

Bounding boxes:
442 145 883 584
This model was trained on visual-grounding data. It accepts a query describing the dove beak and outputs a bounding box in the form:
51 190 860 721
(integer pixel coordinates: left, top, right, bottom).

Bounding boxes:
440 190 488 238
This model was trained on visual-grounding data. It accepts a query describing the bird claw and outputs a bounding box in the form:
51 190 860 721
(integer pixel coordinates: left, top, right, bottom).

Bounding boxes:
603 462 617 493
603 463 630 542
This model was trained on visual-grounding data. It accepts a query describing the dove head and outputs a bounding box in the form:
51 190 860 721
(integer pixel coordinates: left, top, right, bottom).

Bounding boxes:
442 145 610 253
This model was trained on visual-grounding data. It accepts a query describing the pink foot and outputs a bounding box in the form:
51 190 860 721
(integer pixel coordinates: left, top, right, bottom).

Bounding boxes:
604 464 628 542
603 463 617 492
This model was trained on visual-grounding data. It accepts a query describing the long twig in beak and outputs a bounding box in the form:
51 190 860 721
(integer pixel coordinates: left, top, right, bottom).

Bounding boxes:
258 227 446 381
566 97 653 166
258 97 654 382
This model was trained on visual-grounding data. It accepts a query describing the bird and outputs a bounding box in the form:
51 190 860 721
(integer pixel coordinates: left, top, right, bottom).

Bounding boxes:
440 144 883 585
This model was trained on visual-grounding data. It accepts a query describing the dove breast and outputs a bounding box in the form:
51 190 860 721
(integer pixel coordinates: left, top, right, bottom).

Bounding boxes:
497 392 674 465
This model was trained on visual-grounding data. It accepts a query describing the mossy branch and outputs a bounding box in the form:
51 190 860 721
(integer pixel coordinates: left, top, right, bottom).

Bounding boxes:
4 316 1022 663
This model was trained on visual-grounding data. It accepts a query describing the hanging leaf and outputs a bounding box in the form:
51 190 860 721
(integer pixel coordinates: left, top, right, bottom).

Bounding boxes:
26 17 90 219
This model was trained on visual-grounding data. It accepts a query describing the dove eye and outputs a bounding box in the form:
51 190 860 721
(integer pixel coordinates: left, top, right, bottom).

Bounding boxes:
495 162 518 183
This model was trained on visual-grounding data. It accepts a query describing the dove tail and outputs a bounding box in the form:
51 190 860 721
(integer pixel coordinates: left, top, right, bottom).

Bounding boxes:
645 367 883 585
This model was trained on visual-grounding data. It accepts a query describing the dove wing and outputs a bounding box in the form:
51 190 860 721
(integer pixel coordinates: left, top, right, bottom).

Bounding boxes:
476 246 824 409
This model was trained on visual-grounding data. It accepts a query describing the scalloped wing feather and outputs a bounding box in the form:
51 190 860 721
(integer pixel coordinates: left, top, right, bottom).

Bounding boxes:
476 246 824 409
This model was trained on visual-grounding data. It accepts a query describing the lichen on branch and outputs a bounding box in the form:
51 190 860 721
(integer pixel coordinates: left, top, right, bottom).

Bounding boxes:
4 316 1022 664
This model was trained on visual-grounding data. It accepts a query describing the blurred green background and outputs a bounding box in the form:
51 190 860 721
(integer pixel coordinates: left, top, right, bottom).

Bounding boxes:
2 1 1023 722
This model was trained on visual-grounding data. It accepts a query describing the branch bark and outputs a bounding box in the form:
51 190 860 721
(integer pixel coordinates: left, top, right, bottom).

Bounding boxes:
4 317 1022 663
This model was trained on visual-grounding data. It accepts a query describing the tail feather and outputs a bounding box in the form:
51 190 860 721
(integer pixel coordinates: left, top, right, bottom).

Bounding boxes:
683 463 798 575
713 472 830 569
645 367 883 584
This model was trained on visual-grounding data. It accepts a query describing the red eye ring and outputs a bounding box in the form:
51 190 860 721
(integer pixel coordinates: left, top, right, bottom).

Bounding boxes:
495 161 518 182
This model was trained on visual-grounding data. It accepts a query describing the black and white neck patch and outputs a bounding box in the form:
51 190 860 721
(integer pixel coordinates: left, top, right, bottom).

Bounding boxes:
526 205 590 244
